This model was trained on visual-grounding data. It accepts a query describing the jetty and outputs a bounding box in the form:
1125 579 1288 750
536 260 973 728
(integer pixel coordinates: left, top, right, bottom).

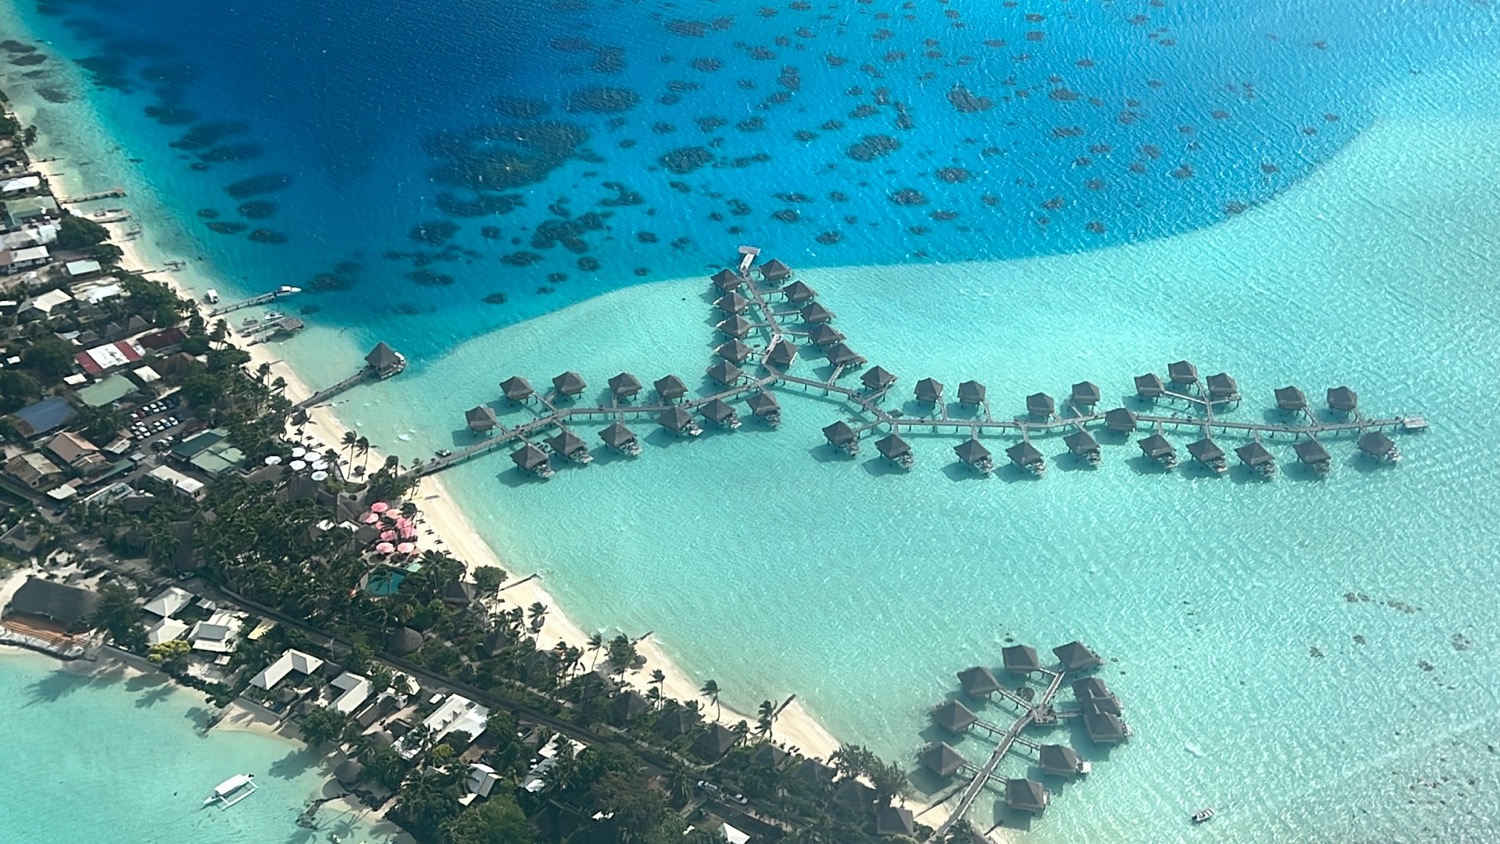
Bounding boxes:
207 285 302 318
58 186 126 204
418 248 1424 482
290 342 407 412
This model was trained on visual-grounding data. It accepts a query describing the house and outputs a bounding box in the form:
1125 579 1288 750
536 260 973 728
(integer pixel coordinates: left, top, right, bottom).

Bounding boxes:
249 648 324 690
142 586 194 618
188 609 242 654
64 259 103 279
147 465 205 498
400 694 488 758
146 616 189 646
21 287 73 316
2 196 59 223
5 451 63 489
0 223 58 250
3 577 100 632
719 823 751 844
45 431 106 472
0 174 41 196
0 245 49 275
459 763 502 806
326 671 372 714
137 327 186 353
74 340 145 377
75 373 138 408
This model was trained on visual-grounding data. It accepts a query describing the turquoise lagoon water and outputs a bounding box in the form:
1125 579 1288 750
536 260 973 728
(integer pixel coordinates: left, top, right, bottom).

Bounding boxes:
4 1 1500 841
0 651 395 843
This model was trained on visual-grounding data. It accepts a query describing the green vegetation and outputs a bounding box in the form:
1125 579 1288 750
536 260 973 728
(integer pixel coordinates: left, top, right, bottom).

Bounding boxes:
54 213 111 251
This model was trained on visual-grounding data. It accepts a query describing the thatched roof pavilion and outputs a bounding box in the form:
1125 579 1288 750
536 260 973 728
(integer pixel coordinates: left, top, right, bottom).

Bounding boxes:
1134 373 1165 399
930 699 978 733
1138 433 1175 460
1206 372 1239 400
1070 381 1101 408
655 708 700 739
1104 407 1138 432
1168 360 1198 385
1052 640 1103 672
825 343 865 368
715 291 750 314
717 315 753 338
500 375 534 402
915 378 944 404
716 339 753 363
917 741 967 777
659 406 695 432
1275 385 1307 411
1064 430 1099 459
552 371 586 397
1007 441 1044 470
1026 392 1056 418
759 258 792 282
1236 441 1275 468
1186 437 1224 466
1358 431 1397 459
958 380 987 406
1038 744 1084 777
608 372 642 399
1294 438 1331 465
782 280 816 302
654 374 688 401
598 421 638 450
1005 778 1050 813
861 366 897 391
511 443 551 472
699 398 738 425
793 758 835 790
746 391 780 418
546 429 589 458
958 666 1001 698
1003 644 1042 674
806 324 845 346
766 339 798 367
387 626 423 656
875 805 916 838
876 433 911 461
693 723 740 759
465 405 497 432
800 302 834 324
706 359 744 386
954 438 992 467
1084 712 1129 744
1327 386 1358 413
822 421 858 447
711 268 741 290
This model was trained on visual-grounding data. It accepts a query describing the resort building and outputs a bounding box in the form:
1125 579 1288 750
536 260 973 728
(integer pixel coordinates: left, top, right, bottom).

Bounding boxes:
250 648 324 690
400 694 489 758
0 244 48 275
325 671 373 715
3 577 99 633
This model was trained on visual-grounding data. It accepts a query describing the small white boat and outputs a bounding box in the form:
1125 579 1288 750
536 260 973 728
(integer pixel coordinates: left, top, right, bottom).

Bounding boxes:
1191 807 1215 824
203 289 219 304
204 773 258 809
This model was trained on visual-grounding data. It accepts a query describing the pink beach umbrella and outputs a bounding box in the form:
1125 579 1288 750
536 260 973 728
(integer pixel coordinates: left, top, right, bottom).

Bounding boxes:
374 542 395 555
370 501 390 514
399 525 417 540
380 530 397 542
396 542 415 555
360 512 379 524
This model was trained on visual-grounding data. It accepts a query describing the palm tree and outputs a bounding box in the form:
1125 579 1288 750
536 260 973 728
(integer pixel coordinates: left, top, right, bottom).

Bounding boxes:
341 431 359 463
355 436 371 472
528 601 548 630
586 632 604 672
650 669 666 709
700 679 722 721
756 699 776 740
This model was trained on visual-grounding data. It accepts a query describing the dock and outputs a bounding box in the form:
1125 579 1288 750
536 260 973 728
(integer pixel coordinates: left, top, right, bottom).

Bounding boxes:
207 285 302 318
57 186 126 204
290 342 407 412
420 248 1424 481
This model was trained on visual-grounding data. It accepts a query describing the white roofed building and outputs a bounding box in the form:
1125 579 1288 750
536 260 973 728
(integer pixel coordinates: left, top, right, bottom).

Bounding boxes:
249 648 324 690
142 586 194 619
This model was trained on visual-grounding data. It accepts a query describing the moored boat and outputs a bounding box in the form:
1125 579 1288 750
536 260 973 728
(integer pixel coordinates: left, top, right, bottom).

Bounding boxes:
1191 807 1214 824
204 773 257 809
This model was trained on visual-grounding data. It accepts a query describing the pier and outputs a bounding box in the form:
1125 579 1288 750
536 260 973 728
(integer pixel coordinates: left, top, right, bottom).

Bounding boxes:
290 343 407 412
207 285 302 318
57 186 126 204
421 248 1424 482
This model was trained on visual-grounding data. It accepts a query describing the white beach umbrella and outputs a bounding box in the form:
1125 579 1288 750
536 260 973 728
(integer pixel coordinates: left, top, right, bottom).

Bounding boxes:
264 455 282 466
311 471 329 481
289 460 307 472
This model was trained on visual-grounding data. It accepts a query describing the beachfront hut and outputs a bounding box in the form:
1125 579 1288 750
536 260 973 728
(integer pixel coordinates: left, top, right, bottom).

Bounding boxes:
610 690 650 726
801 302 835 325
5 578 99 632
1064 430 1100 464
759 258 793 282
1206 372 1240 402
546 430 591 463
834 778 877 809
1168 360 1199 387
1358 431 1398 461
658 406 699 435
1007 441 1045 474
716 339 753 363
806 324 845 346
823 421 859 454
825 343 865 368
654 375 688 402
954 438 993 473
717 315 753 338
876 433 914 468
1104 407 1137 433
655 708 700 739
599 421 641 455
500 376 534 403
861 366 897 392
552 371 587 398
1003 644 1043 675
1005 778 1050 813
511 443 553 475
958 666 1002 698
766 339 798 367
1275 385 1308 411
1026 392 1056 419
746 391 780 424
387 626 423 657
1070 381 1101 409
715 291 750 314
1328 386 1358 414
699 398 739 428
1138 433 1177 467
706 360 745 386
442 579 476 608
1039 744 1087 778
1187 438 1226 472
1134 373 1165 399
793 758 835 790
608 372 642 400
465 405 498 433
1294 438 1331 472
930 699 979 733
1084 712 1130 745
1052 640 1103 672
915 378 944 404
875 805 917 838
958 380 987 407
782 279 816 302
917 741 967 778
1236 441 1276 475
694 724 740 760
751 743 790 770
711 268 741 291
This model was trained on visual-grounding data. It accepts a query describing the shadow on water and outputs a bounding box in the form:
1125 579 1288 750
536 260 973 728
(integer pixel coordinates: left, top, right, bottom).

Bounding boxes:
996 463 1043 484
1051 452 1099 474
941 461 990 482
134 683 176 708
267 747 318 780
806 444 853 465
860 456 908 477
24 666 86 706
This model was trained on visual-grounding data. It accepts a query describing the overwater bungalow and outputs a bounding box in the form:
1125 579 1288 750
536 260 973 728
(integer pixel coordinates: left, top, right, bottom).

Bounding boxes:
801 302 835 324
1138 433 1178 469
746 391 781 426
510 443 554 479
1007 441 1046 475
782 279 816 302
955 438 994 473
598 421 642 456
706 359 745 386
552 371 586 399
915 377 944 404
654 374 688 402
1134 373 1166 400
1293 438 1331 474
861 366 897 392
1073 677 1116 703
1003 644 1042 675
1064 430 1101 465
1082 695 1123 717
1275 385 1308 412
694 723 740 760
500 375 534 403
1039 744 1090 778
958 665 1002 698
875 805 917 839
464 405 497 434
1052 640 1104 672
930 699 979 733
806 324 845 346
825 343 866 368
766 339 798 367
1083 712 1130 745
823 420 859 455
1187 438 1227 473
917 741 968 778
1104 407 1138 433
1070 381 1101 409
717 315 753 338
876 433 914 469
699 398 741 429
951 380 983 408
546 429 593 464
716 339 753 363
1005 778 1051 813
1358 430 1400 462
715 291 750 314
1236 441 1276 476
608 372 642 401
658 406 702 437
366 341 407 378
1168 360 1199 388
1026 392 1056 419
711 268 742 291
1328 386 1359 414
1206 372 1240 402
759 257 793 282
